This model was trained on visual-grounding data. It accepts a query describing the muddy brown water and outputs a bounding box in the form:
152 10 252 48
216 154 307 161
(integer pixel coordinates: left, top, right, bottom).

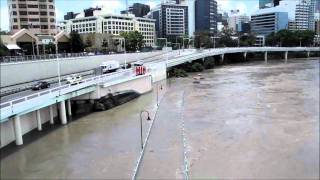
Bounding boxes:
1 58 319 179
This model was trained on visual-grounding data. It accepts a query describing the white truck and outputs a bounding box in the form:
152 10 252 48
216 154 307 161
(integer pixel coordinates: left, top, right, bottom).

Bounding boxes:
100 61 120 74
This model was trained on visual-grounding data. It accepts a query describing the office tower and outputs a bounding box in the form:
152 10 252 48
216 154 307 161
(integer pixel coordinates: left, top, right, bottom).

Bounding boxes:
195 0 218 35
259 0 282 9
121 3 150 17
8 0 57 35
251 10 288 35
149 3 188 41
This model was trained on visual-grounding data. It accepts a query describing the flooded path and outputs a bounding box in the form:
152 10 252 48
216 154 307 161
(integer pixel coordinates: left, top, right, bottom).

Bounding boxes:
1 59 319 179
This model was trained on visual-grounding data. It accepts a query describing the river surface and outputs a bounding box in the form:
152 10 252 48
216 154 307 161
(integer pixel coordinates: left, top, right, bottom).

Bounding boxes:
1 58 319 179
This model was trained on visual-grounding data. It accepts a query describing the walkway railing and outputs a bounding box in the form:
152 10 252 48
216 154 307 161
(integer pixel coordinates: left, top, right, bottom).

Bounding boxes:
0 53 88 63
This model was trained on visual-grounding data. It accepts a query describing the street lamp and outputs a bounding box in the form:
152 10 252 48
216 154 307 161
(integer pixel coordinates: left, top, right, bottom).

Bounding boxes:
55 41 61 87
299 37 302 47
156 84 163 107
157 38 168 64
140 110 151 149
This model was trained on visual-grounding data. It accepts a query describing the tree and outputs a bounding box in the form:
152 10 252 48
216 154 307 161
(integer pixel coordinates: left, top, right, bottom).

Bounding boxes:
0 41 9 56
120 31 145 52
218 27 237 47
239 33 256 47
266 30 315 47
194 31 211 49
70 31 84 53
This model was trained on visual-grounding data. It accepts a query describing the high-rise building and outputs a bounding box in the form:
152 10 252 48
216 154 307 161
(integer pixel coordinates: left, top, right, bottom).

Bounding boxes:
227 10 249 33
315 20 320 34
59 14 156 47
295 0 311 30
259 0 282 9
195 0 218 35
251 9 288 35
308 0 316 30
84 7 102 17
64 12 79 20
149 3 188 42
121 3 150 17
8 0 57 35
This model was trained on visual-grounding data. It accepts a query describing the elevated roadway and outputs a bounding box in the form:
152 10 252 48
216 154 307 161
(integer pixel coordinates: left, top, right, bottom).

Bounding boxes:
0 46 318 147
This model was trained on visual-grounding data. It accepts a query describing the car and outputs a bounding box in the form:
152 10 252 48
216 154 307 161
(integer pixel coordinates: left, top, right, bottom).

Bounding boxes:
133 60 144 66
65 75 82 85
31 81 50 91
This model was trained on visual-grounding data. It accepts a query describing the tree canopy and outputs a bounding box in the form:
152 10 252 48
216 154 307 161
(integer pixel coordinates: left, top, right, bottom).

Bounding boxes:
70 31 84 53
266 30 315 47
120 31 144 52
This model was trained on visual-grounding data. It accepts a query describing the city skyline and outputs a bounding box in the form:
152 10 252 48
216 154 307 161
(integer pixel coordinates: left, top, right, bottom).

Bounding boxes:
0 0 261 31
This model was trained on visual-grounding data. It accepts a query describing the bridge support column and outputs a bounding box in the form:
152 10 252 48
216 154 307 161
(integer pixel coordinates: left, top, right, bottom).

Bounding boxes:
264 51 268 63
13 115 23 145
59 101 67 125
36 110 42 131
243 52 247 61
67 99 72 117
307 51 310 58
285 51 288 63
49 105 54 125
220 54 224 64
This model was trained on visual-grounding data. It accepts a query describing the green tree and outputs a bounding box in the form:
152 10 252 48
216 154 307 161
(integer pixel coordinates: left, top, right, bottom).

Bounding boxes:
239 33 256 47
218 28 237 47
0 41 9 56
70 31 84 53
120 31 145 52
194 31 211 49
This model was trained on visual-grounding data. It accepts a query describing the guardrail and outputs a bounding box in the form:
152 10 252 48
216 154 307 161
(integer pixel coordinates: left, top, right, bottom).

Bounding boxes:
0 53 88 63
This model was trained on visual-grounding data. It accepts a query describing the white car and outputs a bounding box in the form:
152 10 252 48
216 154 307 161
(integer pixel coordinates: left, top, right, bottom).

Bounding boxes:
65 75 82 85
133 60 144 66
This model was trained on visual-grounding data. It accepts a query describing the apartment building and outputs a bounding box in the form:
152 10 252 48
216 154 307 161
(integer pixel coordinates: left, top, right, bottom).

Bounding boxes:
8 0 56 35
195 0 218 35
59 15 156 47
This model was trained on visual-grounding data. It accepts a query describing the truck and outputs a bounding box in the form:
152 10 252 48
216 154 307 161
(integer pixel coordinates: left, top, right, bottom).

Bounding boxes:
100 61 120 74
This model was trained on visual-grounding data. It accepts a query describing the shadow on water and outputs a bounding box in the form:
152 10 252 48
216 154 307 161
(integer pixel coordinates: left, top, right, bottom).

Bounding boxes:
0 91 140 159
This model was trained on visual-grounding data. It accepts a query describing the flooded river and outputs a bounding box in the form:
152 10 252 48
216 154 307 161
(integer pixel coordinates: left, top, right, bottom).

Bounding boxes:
1 58 319 179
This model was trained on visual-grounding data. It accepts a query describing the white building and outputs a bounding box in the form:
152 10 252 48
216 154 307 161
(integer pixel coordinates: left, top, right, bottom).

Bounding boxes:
59 14 156 47
295 0 311 30
227 10 249 33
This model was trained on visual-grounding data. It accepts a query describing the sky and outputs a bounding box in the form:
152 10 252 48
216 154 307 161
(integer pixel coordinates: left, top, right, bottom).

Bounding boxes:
0 0 271 31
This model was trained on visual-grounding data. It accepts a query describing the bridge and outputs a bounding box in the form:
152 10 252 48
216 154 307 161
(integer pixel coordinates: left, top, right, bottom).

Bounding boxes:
0 46 318 148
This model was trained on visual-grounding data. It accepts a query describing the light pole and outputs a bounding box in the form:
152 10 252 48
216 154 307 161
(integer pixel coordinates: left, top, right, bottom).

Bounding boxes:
156 84 163 107
55 41 61 86
299 37 302 47
123 38 127 69
172 43 181 55
157 38 168 64
140 110 151 149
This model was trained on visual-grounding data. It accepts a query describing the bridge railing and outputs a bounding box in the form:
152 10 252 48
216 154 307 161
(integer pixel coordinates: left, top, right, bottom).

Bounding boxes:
0 69 135 121
0 53 89 63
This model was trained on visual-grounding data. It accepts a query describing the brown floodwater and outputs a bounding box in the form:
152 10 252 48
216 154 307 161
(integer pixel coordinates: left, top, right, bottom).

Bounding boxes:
1 58 319 179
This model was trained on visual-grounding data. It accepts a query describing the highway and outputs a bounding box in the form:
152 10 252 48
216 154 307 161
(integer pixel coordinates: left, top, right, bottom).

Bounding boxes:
0 50 189 103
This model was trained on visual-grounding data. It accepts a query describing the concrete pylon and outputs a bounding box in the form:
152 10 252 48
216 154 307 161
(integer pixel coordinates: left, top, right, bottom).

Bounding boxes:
220 54 224 64
49 105 54 125
244 52 247 61
307 51 310 58
67 99 72 117
13 116 23 145
59 101 67 125
264 51 268 63
285 51 288 63
36 110 42 131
